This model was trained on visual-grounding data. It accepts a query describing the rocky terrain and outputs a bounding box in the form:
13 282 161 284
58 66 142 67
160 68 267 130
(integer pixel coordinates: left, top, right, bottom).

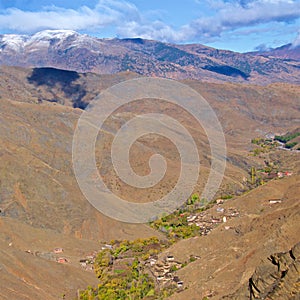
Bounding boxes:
0 65 299 299
226 242 300 299
166 174 300 299
0 30 300 84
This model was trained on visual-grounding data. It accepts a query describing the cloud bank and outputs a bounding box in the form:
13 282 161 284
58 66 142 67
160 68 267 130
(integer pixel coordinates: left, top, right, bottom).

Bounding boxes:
292 30 300 46
0 0 299 44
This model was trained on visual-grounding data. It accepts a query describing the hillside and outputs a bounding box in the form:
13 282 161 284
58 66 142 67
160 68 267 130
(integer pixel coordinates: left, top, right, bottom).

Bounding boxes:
1 30 300 84
167 174 300 299
249 43 300 62
0 66 299 299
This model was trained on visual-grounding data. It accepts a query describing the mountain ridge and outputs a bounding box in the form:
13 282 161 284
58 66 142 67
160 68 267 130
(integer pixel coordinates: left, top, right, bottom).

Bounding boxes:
1 30 300 85
248 43 300 61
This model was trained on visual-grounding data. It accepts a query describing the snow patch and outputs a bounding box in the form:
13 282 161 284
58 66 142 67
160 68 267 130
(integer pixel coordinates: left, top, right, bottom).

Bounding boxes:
0 30 100 53
0 30 79 51
30 30 78 42
0 34 28 51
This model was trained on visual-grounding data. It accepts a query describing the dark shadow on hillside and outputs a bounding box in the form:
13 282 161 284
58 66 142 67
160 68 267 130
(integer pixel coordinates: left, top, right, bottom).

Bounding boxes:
27 67 87 109
121 38 145 44
203 65 250 80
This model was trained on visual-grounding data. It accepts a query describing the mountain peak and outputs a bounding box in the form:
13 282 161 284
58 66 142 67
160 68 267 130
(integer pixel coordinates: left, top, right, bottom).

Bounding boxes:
0 30 81 52
30 29 79 41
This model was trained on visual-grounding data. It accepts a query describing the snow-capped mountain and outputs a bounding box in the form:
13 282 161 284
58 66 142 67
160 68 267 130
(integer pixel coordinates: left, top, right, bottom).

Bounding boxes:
1 30 299 84
1 30 74 51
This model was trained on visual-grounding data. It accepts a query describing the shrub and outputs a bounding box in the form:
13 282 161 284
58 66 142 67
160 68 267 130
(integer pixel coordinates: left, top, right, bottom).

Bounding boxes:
285 142 297 149
275 132 300 143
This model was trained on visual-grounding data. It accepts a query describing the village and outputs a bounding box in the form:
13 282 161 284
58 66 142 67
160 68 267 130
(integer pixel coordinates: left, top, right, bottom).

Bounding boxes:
21 148 295 300
20 180 291 300
185 203 240 234
145 254 184 289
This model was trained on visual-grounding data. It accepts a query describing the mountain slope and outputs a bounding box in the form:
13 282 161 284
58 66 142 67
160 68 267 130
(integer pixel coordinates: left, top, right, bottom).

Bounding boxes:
0 30 299 84
1 65 299 236
167 175 300 299
0 66 299 299
249 43 300 61
226 241 300 299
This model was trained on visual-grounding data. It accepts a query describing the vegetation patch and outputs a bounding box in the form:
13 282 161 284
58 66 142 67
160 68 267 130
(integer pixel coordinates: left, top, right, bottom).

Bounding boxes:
79 237 184 300
78 194 222 299
274 132 300 144
274 131 300 149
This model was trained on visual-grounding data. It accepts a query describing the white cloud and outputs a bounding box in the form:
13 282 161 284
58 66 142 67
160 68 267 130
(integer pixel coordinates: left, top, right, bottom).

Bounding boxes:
119 0 300 43
254 43 272 51
291 30 300 47
117 21 191 42
0 1 140 32
0 7 109 32
188 0 300 37
0 0 299 45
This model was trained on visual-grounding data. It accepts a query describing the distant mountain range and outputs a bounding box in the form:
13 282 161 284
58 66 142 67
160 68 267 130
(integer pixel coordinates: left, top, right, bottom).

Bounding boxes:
1 30 299 84
248 43 300 61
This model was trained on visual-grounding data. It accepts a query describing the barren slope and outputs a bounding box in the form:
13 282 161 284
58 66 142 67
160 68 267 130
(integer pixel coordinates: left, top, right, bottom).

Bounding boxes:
0 67 299 299
166 174 300 299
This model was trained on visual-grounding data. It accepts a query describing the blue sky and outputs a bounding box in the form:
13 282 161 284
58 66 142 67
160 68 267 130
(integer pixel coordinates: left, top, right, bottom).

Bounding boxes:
0 0 299 52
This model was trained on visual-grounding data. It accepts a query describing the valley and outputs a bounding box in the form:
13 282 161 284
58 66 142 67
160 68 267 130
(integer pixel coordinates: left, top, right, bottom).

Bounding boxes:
0 41 299 299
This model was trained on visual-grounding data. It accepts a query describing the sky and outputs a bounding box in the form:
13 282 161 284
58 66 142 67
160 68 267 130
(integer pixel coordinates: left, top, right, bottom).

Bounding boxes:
0 0 299 52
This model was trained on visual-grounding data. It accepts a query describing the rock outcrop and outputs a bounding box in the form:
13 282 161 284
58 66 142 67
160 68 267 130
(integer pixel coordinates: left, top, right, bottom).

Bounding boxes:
225 242 300 299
